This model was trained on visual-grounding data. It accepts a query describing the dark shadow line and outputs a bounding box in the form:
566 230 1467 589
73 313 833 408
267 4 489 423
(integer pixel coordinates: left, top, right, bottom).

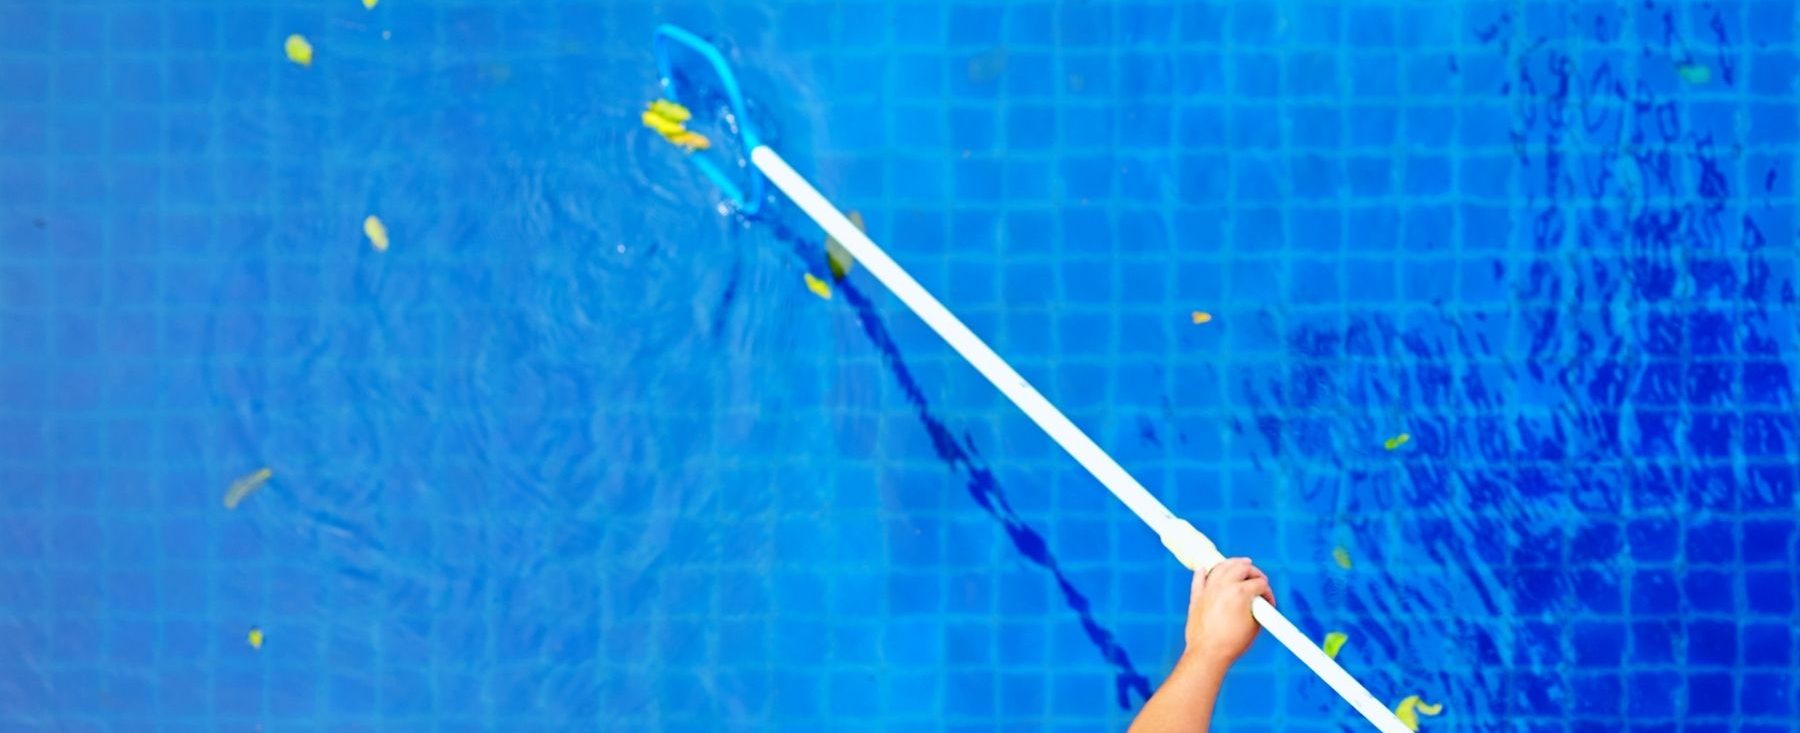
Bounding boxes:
760 216 1154 708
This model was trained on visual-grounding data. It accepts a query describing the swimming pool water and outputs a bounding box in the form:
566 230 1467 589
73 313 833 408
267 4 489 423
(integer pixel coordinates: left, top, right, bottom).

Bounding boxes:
2 0 1797 730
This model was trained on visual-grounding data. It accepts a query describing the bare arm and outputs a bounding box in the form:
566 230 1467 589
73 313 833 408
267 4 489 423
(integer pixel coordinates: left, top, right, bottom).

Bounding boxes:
1128 652 1231 733
1128 558 1276 733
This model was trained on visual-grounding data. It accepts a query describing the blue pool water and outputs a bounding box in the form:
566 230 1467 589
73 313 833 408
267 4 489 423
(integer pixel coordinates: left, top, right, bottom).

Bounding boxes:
3 0 1798 730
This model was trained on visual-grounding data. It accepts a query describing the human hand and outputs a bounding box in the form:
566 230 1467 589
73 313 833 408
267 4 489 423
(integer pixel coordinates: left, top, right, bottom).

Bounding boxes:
1183 557 1275 667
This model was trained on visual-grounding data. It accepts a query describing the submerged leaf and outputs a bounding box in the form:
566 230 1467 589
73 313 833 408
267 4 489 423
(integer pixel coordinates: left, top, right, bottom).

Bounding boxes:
223 468 273 509
825 211 863 280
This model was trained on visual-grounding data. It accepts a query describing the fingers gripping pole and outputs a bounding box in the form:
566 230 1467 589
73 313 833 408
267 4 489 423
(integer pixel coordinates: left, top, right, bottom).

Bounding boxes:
751 146 1414 733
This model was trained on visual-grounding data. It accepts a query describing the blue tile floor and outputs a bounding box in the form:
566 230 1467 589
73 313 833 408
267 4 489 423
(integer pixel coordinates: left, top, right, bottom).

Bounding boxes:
1 0 1797 730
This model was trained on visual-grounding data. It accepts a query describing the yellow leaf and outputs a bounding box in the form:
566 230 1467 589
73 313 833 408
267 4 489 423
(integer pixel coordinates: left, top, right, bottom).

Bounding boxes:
1385 432 1411 450
649 99 693 123
247 628 264 649
1322 631 1348 659
1393 695 1444 731
1190 310 1213 324
223 467 273 509
284 34 313 66
1394 697 1418 731
363 215 389 251
671 131 711 151
363 0 379 8
641 110 686 138
804 273 832 300
1332 546 1352 569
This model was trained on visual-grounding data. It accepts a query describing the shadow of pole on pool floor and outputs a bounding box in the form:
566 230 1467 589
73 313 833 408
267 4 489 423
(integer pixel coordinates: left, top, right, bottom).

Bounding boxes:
762 218 1155 709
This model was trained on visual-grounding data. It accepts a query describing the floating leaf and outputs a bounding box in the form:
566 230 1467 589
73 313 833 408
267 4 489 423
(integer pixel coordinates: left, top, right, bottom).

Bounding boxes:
248 627 264 649
284 34 313 66
640 104 709 151
671 131 711 151
1322 631 1348 659
363 0 378 7
1384 432 1410 451
363 215 389 251
1394 695 1445 731
648 99 692 123
1190 310 1213 324
223 468 273 509
825 211 863 280
1332 546 1352 569
804 272 832 300
641 110 686 138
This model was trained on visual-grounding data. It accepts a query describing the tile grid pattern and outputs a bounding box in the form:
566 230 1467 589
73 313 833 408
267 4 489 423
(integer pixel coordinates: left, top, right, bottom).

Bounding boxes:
3 0 1799 731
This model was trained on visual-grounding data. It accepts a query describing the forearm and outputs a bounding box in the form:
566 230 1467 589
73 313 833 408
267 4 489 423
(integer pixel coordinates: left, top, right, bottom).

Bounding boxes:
1127 652 1230 733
